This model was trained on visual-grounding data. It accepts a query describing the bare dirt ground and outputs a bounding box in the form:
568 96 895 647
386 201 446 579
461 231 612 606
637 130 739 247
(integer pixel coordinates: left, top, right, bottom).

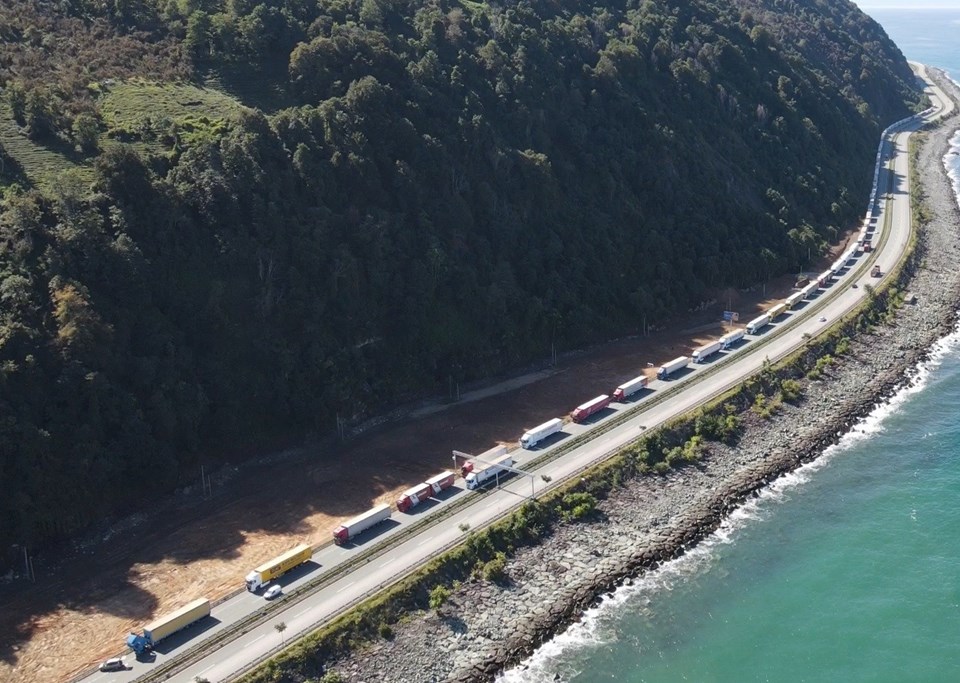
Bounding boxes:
0 247 853 682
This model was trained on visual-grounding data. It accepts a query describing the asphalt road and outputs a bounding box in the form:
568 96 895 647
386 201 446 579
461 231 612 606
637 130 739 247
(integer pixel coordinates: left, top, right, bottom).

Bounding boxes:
83 65 953 683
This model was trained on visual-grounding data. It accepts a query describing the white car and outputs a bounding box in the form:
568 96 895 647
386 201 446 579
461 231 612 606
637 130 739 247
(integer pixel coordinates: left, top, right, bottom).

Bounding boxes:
819 316 827 322
263 584 283 600
99 657 126 672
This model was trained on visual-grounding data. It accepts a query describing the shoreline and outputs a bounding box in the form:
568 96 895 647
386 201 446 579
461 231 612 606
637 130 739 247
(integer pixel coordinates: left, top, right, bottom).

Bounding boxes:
326 73 960 683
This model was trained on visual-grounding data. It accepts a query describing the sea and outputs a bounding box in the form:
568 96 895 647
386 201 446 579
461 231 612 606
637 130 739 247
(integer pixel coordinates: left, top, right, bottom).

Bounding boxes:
498 9 960 683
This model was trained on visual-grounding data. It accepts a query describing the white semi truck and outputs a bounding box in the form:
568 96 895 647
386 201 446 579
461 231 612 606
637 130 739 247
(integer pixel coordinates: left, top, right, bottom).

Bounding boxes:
520 418 563 449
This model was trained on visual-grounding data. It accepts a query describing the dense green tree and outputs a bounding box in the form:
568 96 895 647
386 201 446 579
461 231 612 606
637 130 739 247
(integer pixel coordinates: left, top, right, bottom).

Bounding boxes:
71 113 101 153
0 0 923 560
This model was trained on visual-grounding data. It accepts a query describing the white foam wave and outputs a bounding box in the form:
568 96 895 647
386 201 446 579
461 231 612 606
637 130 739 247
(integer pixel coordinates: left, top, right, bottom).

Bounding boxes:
945 129 960 211
498 322 960 682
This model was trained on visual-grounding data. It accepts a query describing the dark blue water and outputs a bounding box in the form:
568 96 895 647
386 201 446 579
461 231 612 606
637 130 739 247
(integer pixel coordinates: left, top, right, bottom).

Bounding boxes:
499 9 960 682
867 7 960 83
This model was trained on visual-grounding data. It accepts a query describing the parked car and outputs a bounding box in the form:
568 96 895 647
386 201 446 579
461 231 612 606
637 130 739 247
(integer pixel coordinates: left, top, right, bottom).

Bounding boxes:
99 658 126 672
263 584 283 600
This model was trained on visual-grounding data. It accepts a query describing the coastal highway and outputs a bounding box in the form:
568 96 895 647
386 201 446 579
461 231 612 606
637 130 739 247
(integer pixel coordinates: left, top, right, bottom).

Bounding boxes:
83 68 953 683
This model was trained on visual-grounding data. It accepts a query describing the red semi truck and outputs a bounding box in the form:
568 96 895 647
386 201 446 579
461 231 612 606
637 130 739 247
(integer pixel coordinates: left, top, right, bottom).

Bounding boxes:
396 482 434 513
461 445 508 476
425 470 456 494
612 376 648 401
571 394 611 423
396 471 457 513
333 504 391 545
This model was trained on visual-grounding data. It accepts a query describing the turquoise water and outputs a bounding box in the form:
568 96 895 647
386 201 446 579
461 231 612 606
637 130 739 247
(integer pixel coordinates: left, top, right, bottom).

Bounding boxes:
499 11 960 683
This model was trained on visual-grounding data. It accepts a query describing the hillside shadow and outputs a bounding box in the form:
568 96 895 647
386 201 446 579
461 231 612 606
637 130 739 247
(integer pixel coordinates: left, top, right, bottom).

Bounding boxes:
203 61 296 114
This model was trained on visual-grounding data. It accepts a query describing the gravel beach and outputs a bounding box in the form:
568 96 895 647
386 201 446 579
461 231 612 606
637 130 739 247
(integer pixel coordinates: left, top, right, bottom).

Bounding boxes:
322 72 960 683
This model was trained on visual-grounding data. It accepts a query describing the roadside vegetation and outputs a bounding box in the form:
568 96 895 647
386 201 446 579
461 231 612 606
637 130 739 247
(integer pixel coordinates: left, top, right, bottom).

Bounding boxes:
0 0 922 563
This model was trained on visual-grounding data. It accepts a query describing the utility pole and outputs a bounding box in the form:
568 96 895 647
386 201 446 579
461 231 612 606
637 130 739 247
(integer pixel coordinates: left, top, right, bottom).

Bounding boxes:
22 546 35 583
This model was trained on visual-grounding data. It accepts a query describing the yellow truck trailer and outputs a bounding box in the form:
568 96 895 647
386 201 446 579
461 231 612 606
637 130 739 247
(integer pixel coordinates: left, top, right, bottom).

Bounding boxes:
127 597 211 654
244 543 313 591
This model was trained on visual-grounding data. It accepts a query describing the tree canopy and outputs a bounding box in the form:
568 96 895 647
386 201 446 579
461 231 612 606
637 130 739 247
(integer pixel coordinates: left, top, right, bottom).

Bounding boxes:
0 0 920 558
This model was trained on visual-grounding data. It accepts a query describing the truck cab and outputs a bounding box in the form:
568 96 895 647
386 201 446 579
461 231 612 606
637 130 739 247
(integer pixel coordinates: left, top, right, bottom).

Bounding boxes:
126 632 153 656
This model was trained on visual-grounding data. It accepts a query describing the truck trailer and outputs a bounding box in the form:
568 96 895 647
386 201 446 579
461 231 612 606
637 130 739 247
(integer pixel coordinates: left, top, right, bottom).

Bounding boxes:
719 329 745 349
333 504 392 545
692 341 722 363
461 445 508 476
817 270 834 288
657 356 689 380
746 314 770 335
768 303 787 320
425 470 456 495
571 394 611 423
465 452 515 490
396 482 435 513
126 598 211 655
612 375 647 401
245 544 313 592
800 282 819 300
785 292 804 309
520 418 563 449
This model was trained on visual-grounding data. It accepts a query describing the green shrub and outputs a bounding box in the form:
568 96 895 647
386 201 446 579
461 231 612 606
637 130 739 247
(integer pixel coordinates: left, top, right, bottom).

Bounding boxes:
559 492 597 520
780 378 803 403
481 552 508 583
428 584 450 611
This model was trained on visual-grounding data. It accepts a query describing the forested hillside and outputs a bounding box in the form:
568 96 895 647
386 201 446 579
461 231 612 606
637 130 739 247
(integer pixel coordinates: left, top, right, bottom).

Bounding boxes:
0 0 920 558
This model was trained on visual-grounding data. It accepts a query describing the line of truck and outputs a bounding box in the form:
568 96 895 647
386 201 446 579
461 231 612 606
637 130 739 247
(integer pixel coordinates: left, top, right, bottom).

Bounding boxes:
117 249 882 661
122 234 879 657
127 248 871 655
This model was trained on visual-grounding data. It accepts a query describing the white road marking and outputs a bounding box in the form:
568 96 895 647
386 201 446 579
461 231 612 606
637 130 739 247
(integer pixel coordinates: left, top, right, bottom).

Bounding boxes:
336 581 355 594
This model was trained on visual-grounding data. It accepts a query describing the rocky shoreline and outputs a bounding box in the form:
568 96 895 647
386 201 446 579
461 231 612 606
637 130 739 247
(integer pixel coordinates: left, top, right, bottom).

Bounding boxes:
325 74 960 683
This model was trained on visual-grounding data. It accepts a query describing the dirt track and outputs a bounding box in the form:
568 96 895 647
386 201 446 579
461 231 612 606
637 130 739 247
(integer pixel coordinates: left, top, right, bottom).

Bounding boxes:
0 259 849 682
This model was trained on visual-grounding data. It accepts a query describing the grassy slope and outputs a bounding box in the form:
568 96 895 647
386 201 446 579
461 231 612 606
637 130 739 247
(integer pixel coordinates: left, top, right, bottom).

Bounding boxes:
0 80 246 193
0 102 92 191
98 79 246 135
